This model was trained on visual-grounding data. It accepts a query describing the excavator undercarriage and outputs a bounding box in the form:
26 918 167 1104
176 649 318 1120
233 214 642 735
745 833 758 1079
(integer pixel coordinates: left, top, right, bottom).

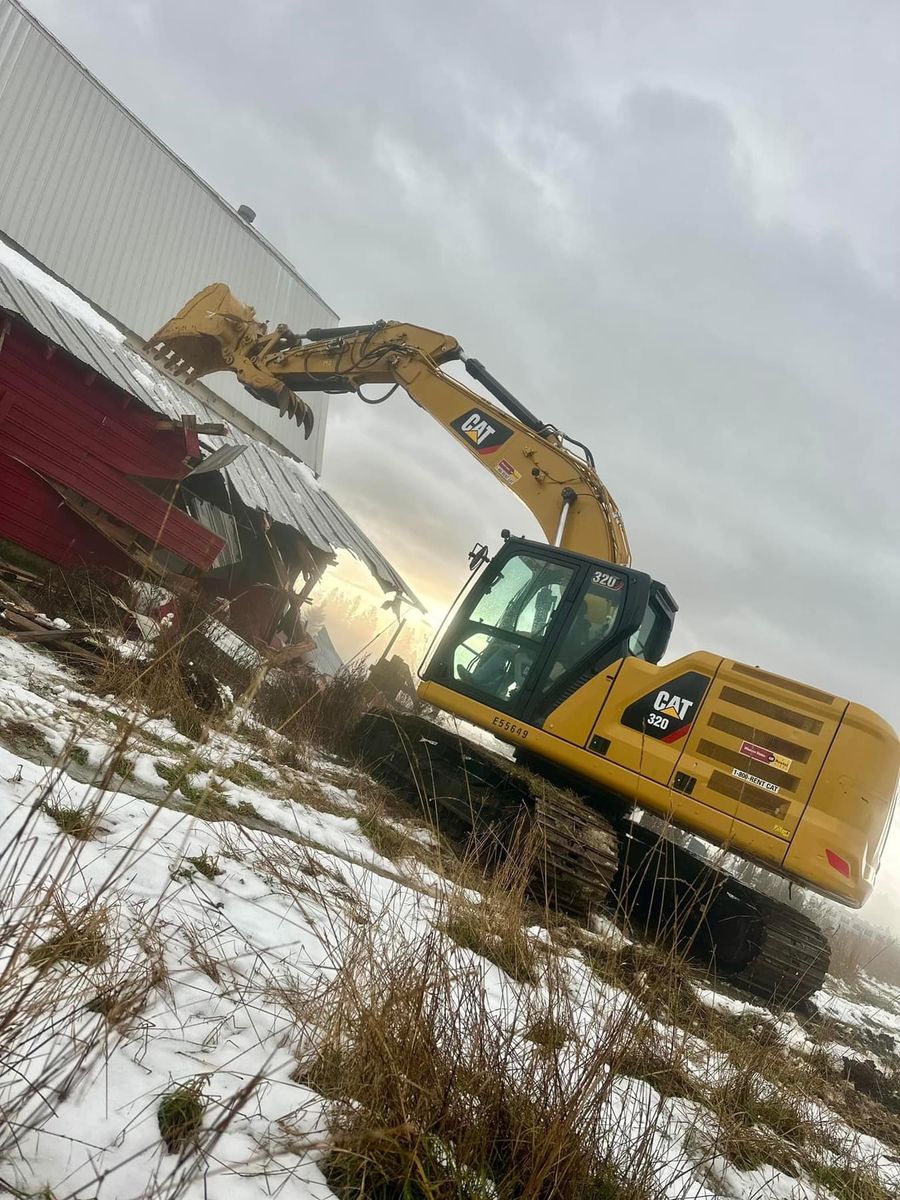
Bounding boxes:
356 710 830 1007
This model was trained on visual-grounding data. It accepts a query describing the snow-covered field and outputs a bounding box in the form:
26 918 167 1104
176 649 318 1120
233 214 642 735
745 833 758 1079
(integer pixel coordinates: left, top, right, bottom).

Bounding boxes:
1 635 899 1200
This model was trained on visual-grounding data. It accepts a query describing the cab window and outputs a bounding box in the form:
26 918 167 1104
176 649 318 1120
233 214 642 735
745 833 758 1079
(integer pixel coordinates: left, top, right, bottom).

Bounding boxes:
628 597 667 662
467 554 572 637
449 553 576 705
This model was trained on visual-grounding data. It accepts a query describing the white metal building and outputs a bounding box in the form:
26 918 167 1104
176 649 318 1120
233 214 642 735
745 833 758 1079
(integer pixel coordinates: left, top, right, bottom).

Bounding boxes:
0 0 333 471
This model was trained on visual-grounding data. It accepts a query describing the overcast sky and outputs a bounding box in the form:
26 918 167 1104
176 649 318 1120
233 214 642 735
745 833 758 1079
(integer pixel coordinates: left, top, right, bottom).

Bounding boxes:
26 1 900 913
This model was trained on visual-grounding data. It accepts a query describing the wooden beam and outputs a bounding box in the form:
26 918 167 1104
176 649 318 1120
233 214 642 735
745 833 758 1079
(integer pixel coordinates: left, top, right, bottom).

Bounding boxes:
0 608 101 662
153 418 227 436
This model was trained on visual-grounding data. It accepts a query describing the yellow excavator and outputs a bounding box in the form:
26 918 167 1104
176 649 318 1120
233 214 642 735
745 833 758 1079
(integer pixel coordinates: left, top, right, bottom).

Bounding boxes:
148 285 900 1004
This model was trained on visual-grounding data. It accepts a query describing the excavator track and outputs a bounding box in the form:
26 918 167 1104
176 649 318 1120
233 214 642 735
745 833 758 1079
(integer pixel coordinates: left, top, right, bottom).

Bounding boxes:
355 711 829 1007
355 710 619 918
618 824 830 1007
711 890 830 1007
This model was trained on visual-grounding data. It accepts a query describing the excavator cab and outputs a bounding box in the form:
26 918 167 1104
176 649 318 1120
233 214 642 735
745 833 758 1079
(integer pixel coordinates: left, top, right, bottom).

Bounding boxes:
422 536 676 726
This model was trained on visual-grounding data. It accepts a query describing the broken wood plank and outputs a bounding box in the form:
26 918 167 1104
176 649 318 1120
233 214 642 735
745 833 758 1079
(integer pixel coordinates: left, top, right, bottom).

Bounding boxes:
263 637 317 668
154 418 227 436
0 558 40 583
0 604 88 638
5 628 77 644
0 608 103 663
0 577 31 609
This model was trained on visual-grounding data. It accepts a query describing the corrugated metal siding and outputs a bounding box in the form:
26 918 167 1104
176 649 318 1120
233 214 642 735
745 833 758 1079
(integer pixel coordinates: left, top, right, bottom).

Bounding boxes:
0 0 335 470
0 319 226 568
0 258 422 608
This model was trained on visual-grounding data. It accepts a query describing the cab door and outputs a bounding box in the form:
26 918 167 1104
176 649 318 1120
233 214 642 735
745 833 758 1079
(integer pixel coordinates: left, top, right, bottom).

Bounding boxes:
424 546 585 716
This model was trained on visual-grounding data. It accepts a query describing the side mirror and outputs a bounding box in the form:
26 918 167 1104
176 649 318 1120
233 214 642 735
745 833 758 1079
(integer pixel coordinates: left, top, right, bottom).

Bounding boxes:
468 542 489 571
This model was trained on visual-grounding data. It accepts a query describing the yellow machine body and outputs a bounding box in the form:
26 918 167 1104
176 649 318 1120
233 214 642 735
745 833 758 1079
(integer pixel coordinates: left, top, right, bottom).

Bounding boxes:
420 654 899 907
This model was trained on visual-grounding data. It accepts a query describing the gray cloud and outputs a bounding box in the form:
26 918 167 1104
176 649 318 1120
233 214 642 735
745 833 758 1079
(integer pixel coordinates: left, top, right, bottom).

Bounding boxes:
27 0 900 916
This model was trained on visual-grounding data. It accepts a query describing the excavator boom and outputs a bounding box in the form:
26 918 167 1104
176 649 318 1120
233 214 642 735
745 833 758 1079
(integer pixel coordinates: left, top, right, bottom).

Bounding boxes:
147 285 630 565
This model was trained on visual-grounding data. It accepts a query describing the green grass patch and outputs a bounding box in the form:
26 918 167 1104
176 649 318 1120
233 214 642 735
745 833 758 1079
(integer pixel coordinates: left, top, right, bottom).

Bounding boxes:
222 760 269 789
41 800 102 841
155 759 206 803
358 810 412 861
110 752 134 779
157 1078 206 1154
806 1163 892 1200
171 851 223 882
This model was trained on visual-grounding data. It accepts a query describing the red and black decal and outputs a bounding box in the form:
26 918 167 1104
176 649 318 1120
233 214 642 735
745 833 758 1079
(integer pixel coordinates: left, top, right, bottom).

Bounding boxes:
621 671 711 744
450 408 514 455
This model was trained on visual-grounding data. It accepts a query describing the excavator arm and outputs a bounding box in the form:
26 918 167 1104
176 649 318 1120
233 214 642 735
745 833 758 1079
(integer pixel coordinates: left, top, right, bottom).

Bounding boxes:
146 284 630 565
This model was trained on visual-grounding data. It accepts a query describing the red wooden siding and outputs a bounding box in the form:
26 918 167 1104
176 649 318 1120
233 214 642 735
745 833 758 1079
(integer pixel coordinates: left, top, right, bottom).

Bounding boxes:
0 319 224 570
0 453 131 570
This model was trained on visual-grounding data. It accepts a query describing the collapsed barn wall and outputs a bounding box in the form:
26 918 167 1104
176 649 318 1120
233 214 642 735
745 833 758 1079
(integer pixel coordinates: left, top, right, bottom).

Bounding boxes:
0 240 420 654
0 317 224 576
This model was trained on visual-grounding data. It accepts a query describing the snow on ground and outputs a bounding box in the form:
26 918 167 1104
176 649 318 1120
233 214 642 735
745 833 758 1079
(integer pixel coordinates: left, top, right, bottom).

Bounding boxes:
817 987 900 1042
1 637 899 1199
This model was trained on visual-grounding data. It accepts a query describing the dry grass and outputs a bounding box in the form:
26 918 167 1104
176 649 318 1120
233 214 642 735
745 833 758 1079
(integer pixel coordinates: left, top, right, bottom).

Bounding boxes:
86 923 170 1029
286 778 358 819
28 898 109 969
0 777 250 1187
2 564 899 1198
254 662 372 757
443 897 543 986
291 915 661 1200
357 806 415 862
10 561 128 635
0 719 53 758
185 928 226 984
612 1031 705 1104
40 787 105 840
806 1160 894 1200
92 596 241 740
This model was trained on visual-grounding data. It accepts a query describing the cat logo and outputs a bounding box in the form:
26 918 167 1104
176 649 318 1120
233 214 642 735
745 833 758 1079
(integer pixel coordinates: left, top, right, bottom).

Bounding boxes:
653 691 694 722
450 408 513 455
620 671 711 744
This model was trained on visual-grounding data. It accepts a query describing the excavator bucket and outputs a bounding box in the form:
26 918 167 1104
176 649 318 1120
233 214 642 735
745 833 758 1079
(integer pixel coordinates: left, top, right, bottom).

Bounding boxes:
144 283 315 437
144 283 260 383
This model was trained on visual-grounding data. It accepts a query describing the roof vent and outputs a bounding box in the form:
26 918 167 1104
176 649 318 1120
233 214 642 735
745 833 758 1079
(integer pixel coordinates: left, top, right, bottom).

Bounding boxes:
237 204 256 225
